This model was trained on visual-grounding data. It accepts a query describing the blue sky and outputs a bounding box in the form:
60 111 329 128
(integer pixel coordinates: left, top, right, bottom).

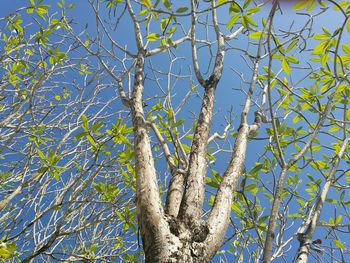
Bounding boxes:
0 1 349 262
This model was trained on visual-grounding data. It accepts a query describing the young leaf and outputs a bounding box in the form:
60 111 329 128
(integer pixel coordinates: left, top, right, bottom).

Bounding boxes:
141 0 152 8
243 14 257 27
249 31 262 39
146 33 160 42
217 0 227 5
282 59 291 74
342 43 350 54
226 14 239 28
293 0 308 10
334 239 344 250
176 7 188 13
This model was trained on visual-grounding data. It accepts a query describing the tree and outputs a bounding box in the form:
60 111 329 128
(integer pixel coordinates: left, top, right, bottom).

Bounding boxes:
0 2 138 262
1 0 350 262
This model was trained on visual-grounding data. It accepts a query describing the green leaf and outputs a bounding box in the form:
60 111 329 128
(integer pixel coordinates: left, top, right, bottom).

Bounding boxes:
87 134 96 147
167 26 176 35
37 6 48 15
141 0 152 8
281 59 290 74
328 126 340 132
74 131 88 140
38 167 48 174
0 242 16 259
206 179 219 188
347 19 350 33
334 239 344 250
310 84 318 95
313 40 329 54
293 115 300 124
229 2 241 13
243 14 257 27
293 0 308 10
246 6 261 14
91 122 104 131
146 33 160 42
243 0 251 9
37 149 46 160
320 53 329 65
226 14 239 28
342 43 350 54
258 215 269 223
90 244 98 252
244 183 257 191
335 215 342 224
250 163 263 174
322 26 331 36
138 9 148 16
307 0 316 11
346 108 350 119
286 56 299 64
172 119 184 128
311 145 321 152
241 16 248 28
163 0 171 10
81 114 89 131
313 34 329 40
176 7 188 13
301 103 310 111
286 39 298 52
182 144 190 153
27 7 35 14
249 31 262 39
0 246 11 259
340 191 345 201
231 202 242 214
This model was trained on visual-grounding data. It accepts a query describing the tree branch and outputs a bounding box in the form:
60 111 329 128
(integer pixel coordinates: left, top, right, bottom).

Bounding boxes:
179 0 225 223
295 138 348 263
204 0 268 254
146 36 190 57
204 124 250 258
208 123 231 143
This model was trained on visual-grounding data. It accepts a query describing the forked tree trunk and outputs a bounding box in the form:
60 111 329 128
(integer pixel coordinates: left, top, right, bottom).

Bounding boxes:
143 230 207 262
125 1 255 261
141 216 217 262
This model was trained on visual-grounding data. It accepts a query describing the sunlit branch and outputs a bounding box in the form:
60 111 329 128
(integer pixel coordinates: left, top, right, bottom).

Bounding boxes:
179 0 225 222
295 138 348 263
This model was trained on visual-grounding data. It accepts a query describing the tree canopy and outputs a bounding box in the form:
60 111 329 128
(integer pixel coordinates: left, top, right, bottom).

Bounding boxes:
1 0 350 262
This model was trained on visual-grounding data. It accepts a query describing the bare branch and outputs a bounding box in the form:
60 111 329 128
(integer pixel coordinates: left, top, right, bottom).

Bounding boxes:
208 123 231 143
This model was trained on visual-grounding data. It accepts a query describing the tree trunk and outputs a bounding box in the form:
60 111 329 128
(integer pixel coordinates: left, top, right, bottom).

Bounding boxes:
142 217 212 263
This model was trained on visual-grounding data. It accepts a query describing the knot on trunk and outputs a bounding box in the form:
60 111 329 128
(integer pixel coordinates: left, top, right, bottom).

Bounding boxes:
168 216 181 237
297 233 309 243
191 220 209 242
